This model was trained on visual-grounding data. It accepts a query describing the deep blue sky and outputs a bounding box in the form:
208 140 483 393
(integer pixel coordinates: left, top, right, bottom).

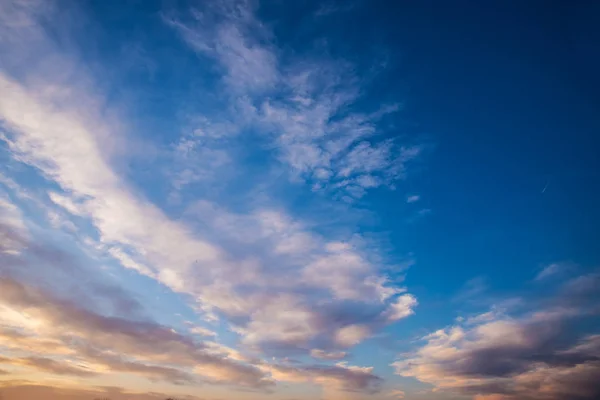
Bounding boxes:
373 0 600 294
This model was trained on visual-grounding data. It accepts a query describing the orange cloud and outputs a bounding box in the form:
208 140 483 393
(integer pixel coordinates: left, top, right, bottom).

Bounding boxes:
0 380 199 400
0 277 271 388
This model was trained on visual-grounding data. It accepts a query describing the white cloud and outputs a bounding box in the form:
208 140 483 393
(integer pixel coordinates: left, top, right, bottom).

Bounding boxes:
189 326 216 337
47 191 85 216
334 324 371 347
108 247 154 277
241 294 317 348
384 294 418 322
0 64 231 300
166 1 422 199
303 246 377 300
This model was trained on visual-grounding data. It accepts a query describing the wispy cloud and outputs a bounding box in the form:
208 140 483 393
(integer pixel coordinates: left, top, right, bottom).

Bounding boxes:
315 1 358 17
453 277 488 303
535 262 569 281
165 0 422 200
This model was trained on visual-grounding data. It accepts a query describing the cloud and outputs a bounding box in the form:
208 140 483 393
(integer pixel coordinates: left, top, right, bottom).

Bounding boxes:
170 134 232 191
0 1 421 396
393 279 600 400
0 73 409 358
384 294 418 322
334 324 372 347
315 1 358 17
163 1 279 93
0 213 146 322
0 356 96 377
453 277 488 303
264 361 382 393
0 326 74 356
170 202 414 355
406 195 420 203
389 389 405 398
562 272 600 299
258 88 419 199
302 242 396 301
0 381 200 400
0 0 418 366
0 193 28 254
310 349 347 361
189 326 217 337
166 0 422 199
535 263 567 281
0 277 273 388
77 347 196 384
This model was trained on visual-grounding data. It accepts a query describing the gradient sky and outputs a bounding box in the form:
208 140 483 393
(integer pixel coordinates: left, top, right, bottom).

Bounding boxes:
1 1 599 400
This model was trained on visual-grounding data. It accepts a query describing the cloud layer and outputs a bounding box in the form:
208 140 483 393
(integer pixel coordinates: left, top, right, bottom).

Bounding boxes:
0 0 421 398
4 2 596 400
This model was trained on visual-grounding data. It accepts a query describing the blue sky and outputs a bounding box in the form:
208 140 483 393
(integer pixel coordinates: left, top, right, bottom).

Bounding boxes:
0 1 599 400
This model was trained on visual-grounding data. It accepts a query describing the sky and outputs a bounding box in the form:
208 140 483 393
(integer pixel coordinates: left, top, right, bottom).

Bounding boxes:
0 1 599 399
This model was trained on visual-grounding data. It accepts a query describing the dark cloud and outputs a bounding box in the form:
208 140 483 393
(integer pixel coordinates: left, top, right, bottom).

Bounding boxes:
441 312 583 377
394 286 600 400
